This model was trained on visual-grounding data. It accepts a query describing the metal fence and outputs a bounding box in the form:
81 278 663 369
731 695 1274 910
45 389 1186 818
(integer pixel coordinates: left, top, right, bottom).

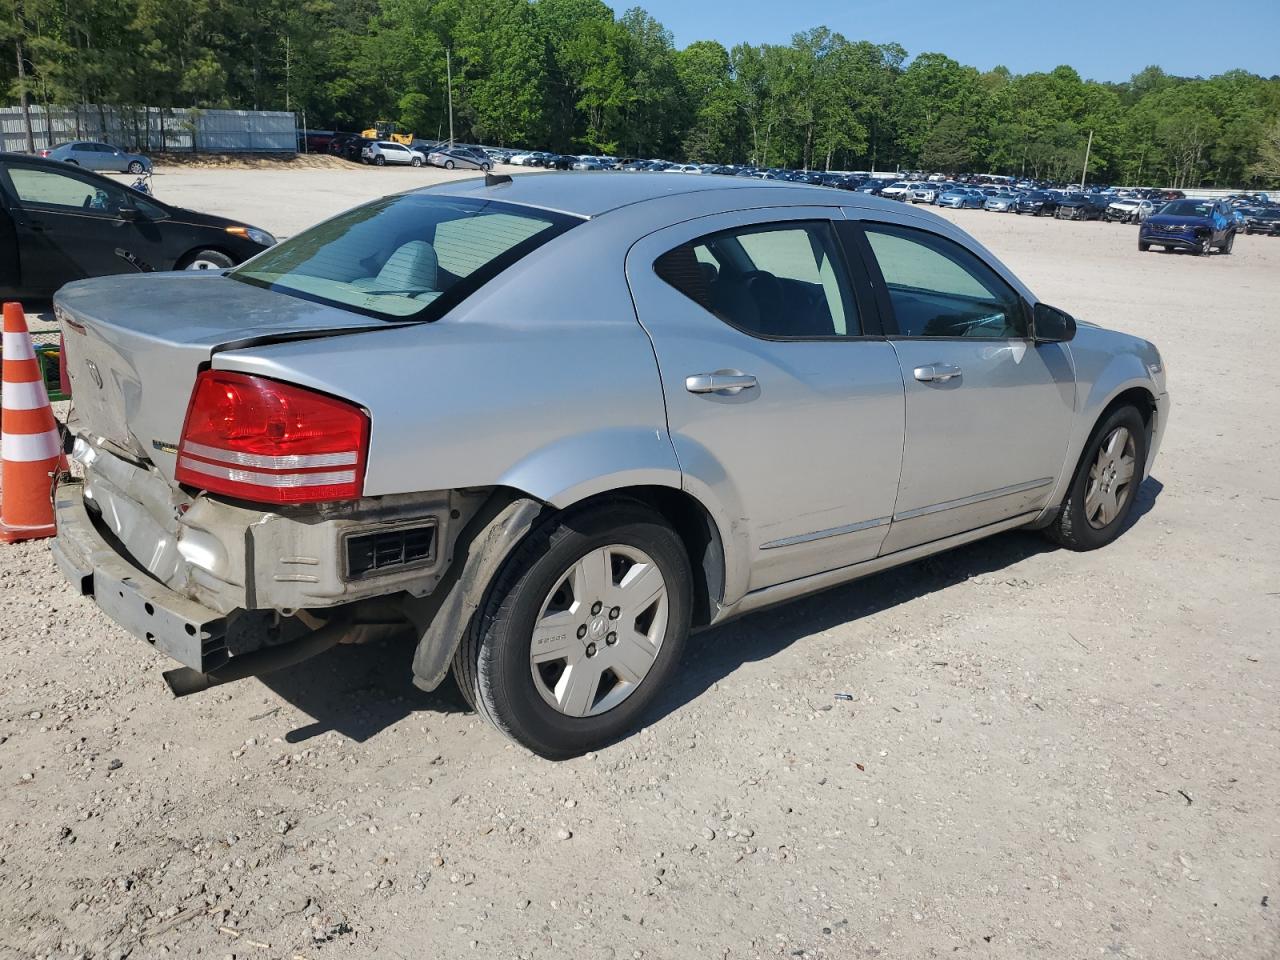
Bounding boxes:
0 105 297 154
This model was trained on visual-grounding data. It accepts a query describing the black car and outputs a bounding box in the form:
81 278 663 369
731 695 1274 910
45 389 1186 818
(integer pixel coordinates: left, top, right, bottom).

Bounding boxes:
1055 193 1108 221
1243 206 1280 236
0 153 275 300
1015 190 1058 216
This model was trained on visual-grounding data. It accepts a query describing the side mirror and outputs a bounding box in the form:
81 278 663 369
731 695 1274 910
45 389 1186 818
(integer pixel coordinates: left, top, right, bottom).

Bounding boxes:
1032 303 1076 343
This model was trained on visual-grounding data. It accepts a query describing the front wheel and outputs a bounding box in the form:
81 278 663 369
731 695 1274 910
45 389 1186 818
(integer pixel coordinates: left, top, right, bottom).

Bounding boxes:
1138 241 1150 251
1198 235 1212 256
181 249 235 271
453 501 692 759
410 157 422 167
444 159 455 169
127 160 145 174
1045 405 1147 551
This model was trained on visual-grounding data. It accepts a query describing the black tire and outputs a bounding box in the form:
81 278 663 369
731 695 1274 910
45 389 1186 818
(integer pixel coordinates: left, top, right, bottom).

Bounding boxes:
180 249 236 270
1245 226 1253 235
127 160 145 174
1220 231 1234 255
444 159 455 169
1197 234 1212 256
1138 241 1150 252
453 501 692 759
374 155 385 166
410 157 422 167
1044 405 1147 552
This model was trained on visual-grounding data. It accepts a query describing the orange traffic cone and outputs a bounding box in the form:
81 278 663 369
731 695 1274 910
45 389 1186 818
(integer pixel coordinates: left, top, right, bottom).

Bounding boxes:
1 301 61 543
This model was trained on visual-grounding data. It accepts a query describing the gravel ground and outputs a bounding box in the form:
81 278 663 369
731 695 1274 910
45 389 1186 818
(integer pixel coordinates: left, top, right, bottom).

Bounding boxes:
1 169 1277 960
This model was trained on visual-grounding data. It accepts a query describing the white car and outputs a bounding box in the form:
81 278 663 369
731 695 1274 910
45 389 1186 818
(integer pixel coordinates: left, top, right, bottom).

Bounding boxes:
362 141 425 167
880 181 912 200
1105 198 1155 223
908 184 939 203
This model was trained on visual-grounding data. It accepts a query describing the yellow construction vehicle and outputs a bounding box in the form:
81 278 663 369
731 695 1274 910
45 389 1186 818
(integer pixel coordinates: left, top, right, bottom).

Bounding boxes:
360 121 414 145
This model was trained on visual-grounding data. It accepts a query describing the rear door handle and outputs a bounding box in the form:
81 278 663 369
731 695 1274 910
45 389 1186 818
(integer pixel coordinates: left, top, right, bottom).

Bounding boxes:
685 372 758 395
913 363 962 383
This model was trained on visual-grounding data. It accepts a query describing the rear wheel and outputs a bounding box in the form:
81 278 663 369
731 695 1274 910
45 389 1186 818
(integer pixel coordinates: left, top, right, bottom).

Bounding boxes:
1045 405 1147 551
453 501 692 759
374 155 385 166
1220 231 1234 254
181 249 235 271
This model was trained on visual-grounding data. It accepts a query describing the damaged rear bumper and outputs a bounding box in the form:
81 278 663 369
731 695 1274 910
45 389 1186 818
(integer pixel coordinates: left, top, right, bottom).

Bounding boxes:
53 481 249 674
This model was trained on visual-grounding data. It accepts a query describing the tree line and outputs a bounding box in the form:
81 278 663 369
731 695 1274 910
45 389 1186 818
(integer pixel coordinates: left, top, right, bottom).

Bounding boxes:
4 0 1279 186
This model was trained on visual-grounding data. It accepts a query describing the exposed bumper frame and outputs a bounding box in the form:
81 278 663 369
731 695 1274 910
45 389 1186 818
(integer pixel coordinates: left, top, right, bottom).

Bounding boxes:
52 480 236 672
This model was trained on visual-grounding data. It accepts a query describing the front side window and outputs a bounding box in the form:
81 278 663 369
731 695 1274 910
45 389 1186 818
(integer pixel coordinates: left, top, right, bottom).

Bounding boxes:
230 194 578 321
7 165 130 214
654 221 859 338
862 224 1026 339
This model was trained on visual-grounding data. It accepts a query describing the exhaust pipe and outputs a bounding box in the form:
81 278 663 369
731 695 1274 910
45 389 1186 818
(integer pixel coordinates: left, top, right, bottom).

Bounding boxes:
163 616 352 697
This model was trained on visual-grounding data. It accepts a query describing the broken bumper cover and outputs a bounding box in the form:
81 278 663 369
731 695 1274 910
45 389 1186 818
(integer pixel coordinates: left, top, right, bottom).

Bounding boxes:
52 480 235 673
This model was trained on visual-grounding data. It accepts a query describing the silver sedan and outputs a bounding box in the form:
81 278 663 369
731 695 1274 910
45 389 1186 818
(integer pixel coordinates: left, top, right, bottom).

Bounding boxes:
53 174 1168 758
43 140 151 173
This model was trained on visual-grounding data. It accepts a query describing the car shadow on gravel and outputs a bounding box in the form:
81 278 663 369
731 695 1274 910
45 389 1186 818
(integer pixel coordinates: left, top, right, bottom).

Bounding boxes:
256 477 1161 748
259 635 471 744
648 476 1165 727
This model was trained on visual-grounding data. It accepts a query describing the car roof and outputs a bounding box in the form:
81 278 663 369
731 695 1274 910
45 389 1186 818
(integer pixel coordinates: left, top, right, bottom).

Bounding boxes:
423 171 878 218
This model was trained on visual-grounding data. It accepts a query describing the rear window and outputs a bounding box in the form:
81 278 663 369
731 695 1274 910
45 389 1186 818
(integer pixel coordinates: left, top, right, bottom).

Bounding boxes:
229 194 579 321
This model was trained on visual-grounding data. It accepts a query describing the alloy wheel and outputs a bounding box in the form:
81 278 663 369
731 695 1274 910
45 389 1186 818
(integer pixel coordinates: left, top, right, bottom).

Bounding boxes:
1084 426 1137 529
528 544 669 718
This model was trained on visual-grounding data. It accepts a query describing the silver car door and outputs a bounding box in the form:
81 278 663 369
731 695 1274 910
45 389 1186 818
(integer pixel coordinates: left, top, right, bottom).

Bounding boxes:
626 207 905 598
848 219 1075 553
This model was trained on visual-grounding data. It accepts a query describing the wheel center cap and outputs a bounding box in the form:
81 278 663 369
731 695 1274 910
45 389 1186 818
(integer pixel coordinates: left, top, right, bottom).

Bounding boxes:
588 617 607 640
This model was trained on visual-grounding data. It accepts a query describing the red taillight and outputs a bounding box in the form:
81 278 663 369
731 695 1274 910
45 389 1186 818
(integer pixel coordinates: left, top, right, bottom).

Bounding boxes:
175 371 369 504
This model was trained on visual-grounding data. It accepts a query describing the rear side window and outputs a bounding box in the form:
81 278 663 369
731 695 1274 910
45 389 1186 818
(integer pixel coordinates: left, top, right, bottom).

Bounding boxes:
654 221 860 338
230 195 579 321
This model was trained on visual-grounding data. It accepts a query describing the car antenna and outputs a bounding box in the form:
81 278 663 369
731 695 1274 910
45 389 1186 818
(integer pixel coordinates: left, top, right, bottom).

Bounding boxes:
485 172 512 187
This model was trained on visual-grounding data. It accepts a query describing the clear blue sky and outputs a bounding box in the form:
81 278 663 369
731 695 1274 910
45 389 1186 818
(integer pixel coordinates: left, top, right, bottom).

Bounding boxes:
628 0 1280 82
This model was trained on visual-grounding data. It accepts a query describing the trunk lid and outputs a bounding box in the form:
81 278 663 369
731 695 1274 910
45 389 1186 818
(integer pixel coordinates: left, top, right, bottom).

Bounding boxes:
56 272 411 481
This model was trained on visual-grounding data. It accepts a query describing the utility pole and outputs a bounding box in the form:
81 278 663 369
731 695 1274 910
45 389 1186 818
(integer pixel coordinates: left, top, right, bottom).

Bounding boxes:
1080 129 1093 190
446 49 454 146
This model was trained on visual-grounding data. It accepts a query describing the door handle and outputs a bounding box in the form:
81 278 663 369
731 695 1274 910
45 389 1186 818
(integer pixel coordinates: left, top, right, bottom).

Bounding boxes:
913 363 962 383
685 372 758 395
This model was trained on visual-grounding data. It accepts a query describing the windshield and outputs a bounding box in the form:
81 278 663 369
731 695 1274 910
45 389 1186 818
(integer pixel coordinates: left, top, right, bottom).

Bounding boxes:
230 194 578 321
1160 199 1214 217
